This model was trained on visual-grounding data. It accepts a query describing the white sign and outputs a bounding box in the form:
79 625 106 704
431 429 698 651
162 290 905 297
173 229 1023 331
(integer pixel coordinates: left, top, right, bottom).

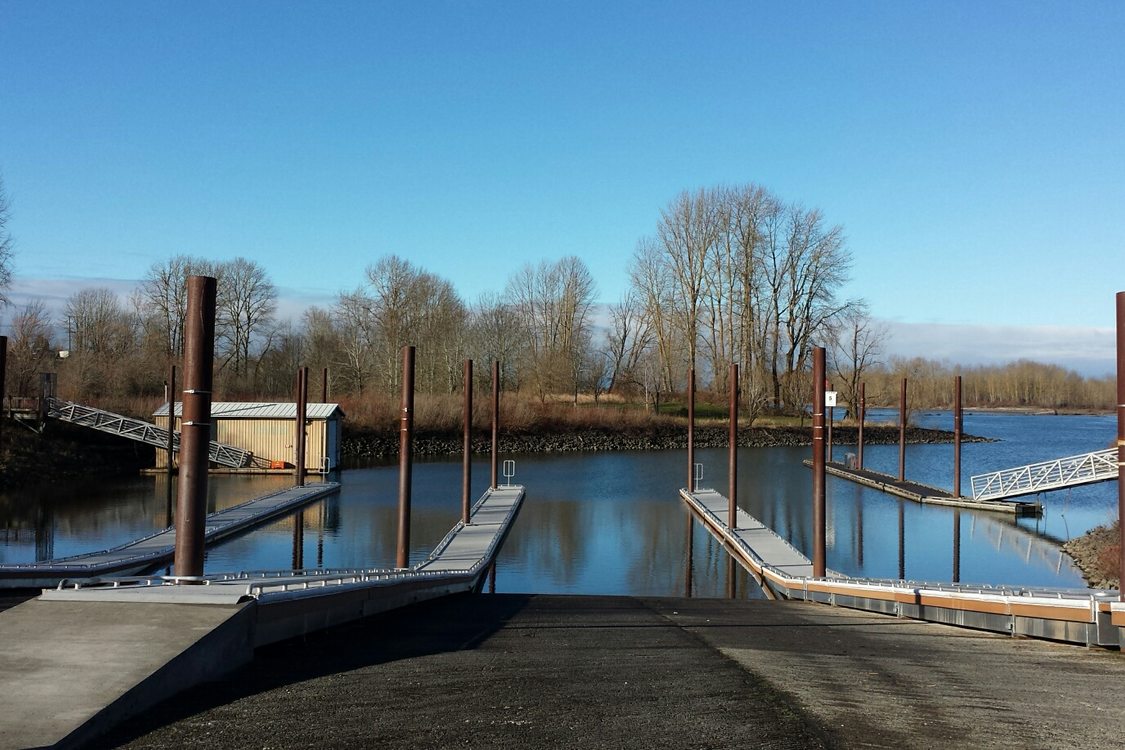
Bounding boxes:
825 391 837 407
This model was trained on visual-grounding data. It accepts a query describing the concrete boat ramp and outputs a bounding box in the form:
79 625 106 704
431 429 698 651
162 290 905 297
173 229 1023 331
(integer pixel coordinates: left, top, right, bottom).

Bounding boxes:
0 482 342 589
0 485 525 750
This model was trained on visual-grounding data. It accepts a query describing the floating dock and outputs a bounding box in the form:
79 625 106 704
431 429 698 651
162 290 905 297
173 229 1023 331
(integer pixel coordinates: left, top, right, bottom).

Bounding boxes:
804 460 1041 515
681 488 1122 649
0 482 341 588
0 484 525 750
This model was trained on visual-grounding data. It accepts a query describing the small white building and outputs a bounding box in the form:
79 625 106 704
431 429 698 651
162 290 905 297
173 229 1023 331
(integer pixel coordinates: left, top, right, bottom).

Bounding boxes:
153 402 344 472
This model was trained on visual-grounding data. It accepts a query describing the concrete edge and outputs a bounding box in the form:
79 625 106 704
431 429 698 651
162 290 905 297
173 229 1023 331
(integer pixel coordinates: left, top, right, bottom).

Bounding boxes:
55 602 257 750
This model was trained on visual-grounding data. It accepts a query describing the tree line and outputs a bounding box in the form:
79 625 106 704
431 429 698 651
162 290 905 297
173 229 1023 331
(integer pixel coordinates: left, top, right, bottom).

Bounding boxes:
0 175 1115 422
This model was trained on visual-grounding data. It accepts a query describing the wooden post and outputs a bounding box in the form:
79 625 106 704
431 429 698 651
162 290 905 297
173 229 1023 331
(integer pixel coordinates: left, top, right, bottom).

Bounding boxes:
173 276 216 580
321 366 329 403
812 346 826 577
396 346 415 569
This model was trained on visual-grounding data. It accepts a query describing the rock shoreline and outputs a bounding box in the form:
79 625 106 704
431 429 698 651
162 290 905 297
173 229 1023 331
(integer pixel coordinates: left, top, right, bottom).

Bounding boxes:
1062 522 1120 590
341 424 983 461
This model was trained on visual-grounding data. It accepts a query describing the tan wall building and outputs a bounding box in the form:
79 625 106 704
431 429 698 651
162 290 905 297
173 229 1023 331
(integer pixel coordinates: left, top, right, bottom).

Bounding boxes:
153 402 344 472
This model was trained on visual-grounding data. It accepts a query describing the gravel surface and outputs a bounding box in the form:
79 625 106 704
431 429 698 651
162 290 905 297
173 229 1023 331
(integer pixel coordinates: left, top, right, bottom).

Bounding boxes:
93 594 1125 750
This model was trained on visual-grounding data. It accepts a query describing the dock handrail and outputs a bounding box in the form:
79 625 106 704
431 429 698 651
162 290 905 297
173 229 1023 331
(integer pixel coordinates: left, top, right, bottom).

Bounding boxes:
970 448 1117 502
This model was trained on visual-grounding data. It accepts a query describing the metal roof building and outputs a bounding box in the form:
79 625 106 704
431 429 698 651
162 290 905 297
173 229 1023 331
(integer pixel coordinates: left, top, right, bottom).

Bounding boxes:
153 402 344 473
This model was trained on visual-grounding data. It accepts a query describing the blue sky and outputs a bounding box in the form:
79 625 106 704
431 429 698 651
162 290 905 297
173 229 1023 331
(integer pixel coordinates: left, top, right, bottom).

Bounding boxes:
1 2 1122 374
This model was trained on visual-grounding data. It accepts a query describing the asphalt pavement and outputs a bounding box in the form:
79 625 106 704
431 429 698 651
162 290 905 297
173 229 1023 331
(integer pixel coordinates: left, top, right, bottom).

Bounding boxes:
92 594 1125 749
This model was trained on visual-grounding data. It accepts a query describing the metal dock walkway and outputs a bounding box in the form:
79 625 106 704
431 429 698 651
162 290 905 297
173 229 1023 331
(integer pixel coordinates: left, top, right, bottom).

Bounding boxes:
970 448 1118 502
682 488 814 582
47 397 268 469
682 488 1123 649
0 485 525 750
806 460 1041 515
0 483 340 588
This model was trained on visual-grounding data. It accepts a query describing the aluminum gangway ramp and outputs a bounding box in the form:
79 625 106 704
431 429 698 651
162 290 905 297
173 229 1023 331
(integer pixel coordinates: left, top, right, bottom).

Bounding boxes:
970 448 1118 502
46 396 265 469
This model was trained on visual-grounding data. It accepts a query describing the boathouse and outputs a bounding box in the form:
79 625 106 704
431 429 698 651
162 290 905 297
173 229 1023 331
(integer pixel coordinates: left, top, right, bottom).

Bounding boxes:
153 402 344 472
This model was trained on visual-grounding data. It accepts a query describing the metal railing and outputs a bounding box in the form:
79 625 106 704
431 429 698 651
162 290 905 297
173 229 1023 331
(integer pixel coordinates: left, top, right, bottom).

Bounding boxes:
970 448 1117 502
45 397 268 469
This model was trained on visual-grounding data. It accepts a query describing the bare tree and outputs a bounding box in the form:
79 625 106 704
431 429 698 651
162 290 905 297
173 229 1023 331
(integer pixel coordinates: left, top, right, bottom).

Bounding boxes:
506 256 596 400
63 287 140 397
7 299 53 397
829 304 886 417
139 255 219 358
215 257 277 380
0 174 14 306
604 291 653 395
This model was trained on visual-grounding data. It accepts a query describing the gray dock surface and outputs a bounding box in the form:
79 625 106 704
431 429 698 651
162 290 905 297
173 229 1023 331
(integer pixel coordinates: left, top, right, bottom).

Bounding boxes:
686 488 814 578
91 594 1125 750
0 482 340 587
0 485 525 749
809 460 1040 514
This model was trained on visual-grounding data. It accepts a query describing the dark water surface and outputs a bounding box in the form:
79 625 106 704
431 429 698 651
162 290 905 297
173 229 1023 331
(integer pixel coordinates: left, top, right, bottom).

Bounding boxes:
0 411 1116 596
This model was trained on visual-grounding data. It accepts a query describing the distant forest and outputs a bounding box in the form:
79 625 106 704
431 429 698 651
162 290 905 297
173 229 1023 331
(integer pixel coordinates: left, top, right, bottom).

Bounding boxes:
2 183 1115 427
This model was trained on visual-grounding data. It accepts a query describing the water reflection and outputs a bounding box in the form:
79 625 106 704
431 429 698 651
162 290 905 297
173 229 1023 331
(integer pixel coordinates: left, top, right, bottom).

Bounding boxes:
0 412 1114 595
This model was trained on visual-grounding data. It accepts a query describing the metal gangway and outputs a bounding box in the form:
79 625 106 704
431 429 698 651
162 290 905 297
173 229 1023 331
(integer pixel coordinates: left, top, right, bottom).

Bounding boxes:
970 448 1118 502
46 396 268 469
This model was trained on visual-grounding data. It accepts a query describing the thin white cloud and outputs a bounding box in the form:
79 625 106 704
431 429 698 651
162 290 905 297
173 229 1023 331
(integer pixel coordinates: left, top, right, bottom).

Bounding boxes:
881 320 1115 377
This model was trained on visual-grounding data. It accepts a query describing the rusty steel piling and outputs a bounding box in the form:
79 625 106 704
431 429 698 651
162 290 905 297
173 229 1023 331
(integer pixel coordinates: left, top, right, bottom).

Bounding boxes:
462 359 473 525
396 346 415 570
165 363 176 527
954 375 963 497
812 346 826 577
687 368 696 491
857 382 865 469
295 366 308 487
173 276 216 580
1117 291 1124 602
0 336 6 453
728 363 738 530
898 377 907 482
491 361 500 489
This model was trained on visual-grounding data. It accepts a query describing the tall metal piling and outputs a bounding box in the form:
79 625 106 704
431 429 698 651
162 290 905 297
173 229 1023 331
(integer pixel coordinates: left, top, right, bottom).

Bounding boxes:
898 377 907 481
857 382 865 469
462 359 473 525
728 363 738 529
687 368 695 491
165 363 176 527
295 366 308 487
812 346 826 577
396 346 415 569
173 275 216 579
1116 291 1124 602
491 361 500 489
953 375 963 497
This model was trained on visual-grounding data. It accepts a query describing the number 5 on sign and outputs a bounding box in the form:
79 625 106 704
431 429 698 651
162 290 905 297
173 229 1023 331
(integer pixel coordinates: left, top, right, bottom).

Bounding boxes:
825 391 837 407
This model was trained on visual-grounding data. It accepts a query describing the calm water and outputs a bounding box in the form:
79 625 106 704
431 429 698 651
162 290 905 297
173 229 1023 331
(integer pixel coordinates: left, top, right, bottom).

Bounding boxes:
0 411 1117 597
